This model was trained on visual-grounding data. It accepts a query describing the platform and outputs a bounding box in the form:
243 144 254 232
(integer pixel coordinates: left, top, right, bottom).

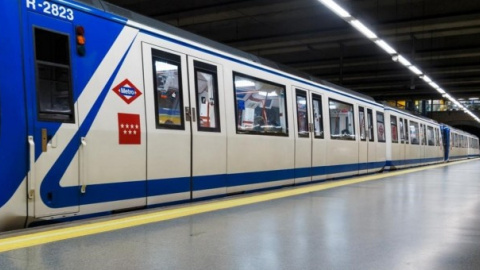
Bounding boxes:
1 159 480 269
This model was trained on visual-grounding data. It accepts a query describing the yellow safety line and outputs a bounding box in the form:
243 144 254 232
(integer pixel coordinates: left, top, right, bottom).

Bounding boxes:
0 158 477 253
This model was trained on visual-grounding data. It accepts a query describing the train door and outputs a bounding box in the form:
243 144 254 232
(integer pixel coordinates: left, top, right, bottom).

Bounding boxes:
187 57 227 199
143 44 192 205
25 13 80 217
294 89 326 183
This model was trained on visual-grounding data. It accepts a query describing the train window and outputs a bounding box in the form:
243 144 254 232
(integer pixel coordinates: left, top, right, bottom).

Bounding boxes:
409 121 419 145
390 115 398 143
152 49 184 130
367 109 374 142
399 118 405 143
233 73 287 136
329 99 355 140
296 90 309 138
376 112 386 143
34 28 74 122
194 61 220 132
422 125 427 145
312 94 324 139
359 107 366 141
404 119 409 144
427 126 435 146
419 124 424 145
435 128 440 146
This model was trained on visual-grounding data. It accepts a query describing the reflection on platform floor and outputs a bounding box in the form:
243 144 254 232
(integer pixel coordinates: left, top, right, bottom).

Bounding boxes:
1 160 480 269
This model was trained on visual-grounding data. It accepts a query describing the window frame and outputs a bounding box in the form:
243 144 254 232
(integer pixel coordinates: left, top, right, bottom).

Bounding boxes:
376 111 386 143
34 27 75 123
232 72 288 137
367 109 374 142
193 60 221 133
328 98 356 141
151 49 185 130
410 121 420 145
295 89 309 138
359 106 366 141
312 94 324 139
390 115 398 143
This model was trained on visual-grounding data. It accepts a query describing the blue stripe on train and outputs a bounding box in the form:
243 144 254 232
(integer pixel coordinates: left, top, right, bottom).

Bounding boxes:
45 160 386 208
386 157 444 167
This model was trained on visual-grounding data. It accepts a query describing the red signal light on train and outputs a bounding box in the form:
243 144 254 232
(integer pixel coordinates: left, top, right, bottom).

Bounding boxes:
76 26 86 56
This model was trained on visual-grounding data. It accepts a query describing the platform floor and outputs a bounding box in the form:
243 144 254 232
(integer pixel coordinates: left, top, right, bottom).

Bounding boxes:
1 159 480 269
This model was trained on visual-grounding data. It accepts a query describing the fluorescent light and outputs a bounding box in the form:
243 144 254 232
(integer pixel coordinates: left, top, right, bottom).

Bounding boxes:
398 55 411 67
350 20 377 39
469 97 479 100
235 80 255 87
408 65 423 75
429 82 439 89
421 75 432 83
375 40 397 54
436 88 446 94
319 0 351 18
258 91 278 97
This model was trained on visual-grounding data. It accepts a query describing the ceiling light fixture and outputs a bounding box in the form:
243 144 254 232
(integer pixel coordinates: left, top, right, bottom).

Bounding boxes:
318 0 480 123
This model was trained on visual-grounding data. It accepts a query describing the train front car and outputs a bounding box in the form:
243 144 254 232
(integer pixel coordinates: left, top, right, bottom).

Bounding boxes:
0 1 30 231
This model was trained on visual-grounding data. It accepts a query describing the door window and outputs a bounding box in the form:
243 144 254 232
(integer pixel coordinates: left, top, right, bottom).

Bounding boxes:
312 94 324 139
367 109 374 142
194 61 220 132
377 112 386 143
296 90 309 138
359 107 366 141
391 115 398 143
410 121 420 145
152 49 184 129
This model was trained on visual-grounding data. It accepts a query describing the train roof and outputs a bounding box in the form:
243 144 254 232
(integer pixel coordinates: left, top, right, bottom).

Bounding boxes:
73 0 376 104
384 105 441 124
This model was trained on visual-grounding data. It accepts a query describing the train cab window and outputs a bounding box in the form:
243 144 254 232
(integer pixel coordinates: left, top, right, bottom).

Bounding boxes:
312 94 324 139
410 121 420 145
34 28 74 122
435 128 441 146
376 112 386 143
367 109 374 142
359 107 366 141
427 126 435 146
296 90 309 138
404 119 409 144
390 115 398 143
399 117 405 143
152 49 184 130
329 99 355 140
194 61 220 132
233 73 287 136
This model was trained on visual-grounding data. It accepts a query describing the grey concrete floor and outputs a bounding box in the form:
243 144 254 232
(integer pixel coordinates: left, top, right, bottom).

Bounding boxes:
1 160 480 269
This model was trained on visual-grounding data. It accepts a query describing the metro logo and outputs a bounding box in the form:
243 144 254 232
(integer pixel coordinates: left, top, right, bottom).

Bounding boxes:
118 113 141 145
112 79 142 104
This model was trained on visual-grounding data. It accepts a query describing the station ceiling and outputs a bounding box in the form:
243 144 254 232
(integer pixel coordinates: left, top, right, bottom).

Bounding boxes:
109 0 480 102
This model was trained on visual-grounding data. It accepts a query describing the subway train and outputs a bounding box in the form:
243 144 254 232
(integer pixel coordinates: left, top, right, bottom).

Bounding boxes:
0 0 478 232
